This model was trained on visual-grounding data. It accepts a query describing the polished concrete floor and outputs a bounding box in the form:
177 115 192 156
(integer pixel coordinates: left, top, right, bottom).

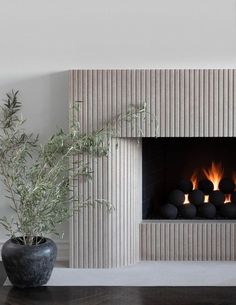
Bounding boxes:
6 261 235 286
0 262 236 305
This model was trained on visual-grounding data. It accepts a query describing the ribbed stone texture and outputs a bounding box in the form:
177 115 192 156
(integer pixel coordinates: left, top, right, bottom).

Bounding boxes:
141 222 236 261
70 70 236 268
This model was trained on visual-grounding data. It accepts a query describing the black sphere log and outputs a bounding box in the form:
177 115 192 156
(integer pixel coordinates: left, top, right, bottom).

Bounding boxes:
220 202 236 219
160 203 178 219
231 192 236 204
198 179 214 195
219 178 235 194
179 203 197 219
198 203 216 219
209 190 225 208
189 190 204 206
168 190 185 206
177 179 193 194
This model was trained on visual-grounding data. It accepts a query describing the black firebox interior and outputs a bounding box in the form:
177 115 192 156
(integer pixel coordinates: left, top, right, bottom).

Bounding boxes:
142 137 236 219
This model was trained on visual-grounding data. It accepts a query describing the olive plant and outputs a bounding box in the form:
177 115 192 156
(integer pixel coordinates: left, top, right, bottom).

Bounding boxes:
0 91 152 245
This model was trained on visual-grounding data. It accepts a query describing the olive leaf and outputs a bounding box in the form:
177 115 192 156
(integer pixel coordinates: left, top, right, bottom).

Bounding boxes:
0 91 156 245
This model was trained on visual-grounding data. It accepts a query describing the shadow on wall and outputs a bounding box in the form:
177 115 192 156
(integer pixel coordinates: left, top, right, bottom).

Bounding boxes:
0 71 69 142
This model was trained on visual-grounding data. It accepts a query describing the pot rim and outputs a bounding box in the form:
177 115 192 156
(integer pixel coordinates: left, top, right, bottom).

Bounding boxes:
6 237 55 248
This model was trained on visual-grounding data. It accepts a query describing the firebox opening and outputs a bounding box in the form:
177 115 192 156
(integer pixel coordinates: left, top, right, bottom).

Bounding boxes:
142 137 236 220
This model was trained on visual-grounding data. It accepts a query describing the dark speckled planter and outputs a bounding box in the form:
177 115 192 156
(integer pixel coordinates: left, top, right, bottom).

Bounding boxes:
1 237 57 288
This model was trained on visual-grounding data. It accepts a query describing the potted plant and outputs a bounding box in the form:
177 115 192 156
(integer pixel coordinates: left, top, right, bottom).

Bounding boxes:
0 91 149 288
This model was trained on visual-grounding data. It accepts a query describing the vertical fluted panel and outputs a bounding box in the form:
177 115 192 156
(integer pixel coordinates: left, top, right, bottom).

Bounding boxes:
69 137 142 267
140 222 236 261
70 70 236 267
71 69 236 138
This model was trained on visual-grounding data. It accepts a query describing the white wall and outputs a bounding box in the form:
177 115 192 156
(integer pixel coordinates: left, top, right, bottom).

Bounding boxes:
0 0 235 258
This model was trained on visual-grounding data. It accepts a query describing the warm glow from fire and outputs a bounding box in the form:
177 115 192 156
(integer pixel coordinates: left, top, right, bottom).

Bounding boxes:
191 171 198 190
233 172 236 186
202 162 224 190
204 195 209 203
184 194 190 205
224 194 231 204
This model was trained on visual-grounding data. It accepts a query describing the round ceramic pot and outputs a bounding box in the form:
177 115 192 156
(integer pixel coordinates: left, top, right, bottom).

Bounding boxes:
1 237 57 288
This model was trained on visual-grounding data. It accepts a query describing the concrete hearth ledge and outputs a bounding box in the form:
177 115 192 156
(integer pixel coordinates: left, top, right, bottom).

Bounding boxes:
4 261 236 286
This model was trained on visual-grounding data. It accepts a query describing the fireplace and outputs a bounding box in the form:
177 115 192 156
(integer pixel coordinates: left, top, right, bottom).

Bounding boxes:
70 69 236 268
143 137 236 220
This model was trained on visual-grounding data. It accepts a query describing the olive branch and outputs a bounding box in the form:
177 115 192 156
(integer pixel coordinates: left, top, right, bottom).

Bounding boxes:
0 91 157 245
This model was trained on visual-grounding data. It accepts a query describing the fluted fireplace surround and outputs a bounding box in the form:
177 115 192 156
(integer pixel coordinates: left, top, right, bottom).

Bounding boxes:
69 69 236 268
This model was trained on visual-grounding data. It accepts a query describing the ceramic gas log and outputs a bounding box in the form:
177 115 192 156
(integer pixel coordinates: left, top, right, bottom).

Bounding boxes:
160 162 236 220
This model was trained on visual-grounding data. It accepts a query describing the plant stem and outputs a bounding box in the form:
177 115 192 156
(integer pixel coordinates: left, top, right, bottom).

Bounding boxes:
25 235 34 245
0 161 21 222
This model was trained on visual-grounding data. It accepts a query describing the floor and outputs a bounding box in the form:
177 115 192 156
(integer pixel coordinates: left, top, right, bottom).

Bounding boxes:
2 286 236 305
1 262 236 305
5 261 236 286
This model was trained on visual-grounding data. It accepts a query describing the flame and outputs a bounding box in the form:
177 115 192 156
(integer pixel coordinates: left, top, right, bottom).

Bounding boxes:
184 194 190 205
204 195 209 203
224 194 231 204
233 172 236 187
202 162 224 190
191 171 198 190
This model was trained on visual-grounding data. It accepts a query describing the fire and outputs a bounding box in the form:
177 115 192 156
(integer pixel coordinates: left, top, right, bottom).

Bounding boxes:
202 162 224 190
188 162 235 206
184 194 190 205
191 171 198 190
224 194 231 204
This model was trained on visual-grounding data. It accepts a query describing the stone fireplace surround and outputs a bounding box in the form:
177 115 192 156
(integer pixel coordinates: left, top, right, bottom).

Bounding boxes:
69 69 236 268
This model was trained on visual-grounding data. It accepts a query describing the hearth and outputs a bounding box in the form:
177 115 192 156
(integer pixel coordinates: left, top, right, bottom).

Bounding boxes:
143 137 236 220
